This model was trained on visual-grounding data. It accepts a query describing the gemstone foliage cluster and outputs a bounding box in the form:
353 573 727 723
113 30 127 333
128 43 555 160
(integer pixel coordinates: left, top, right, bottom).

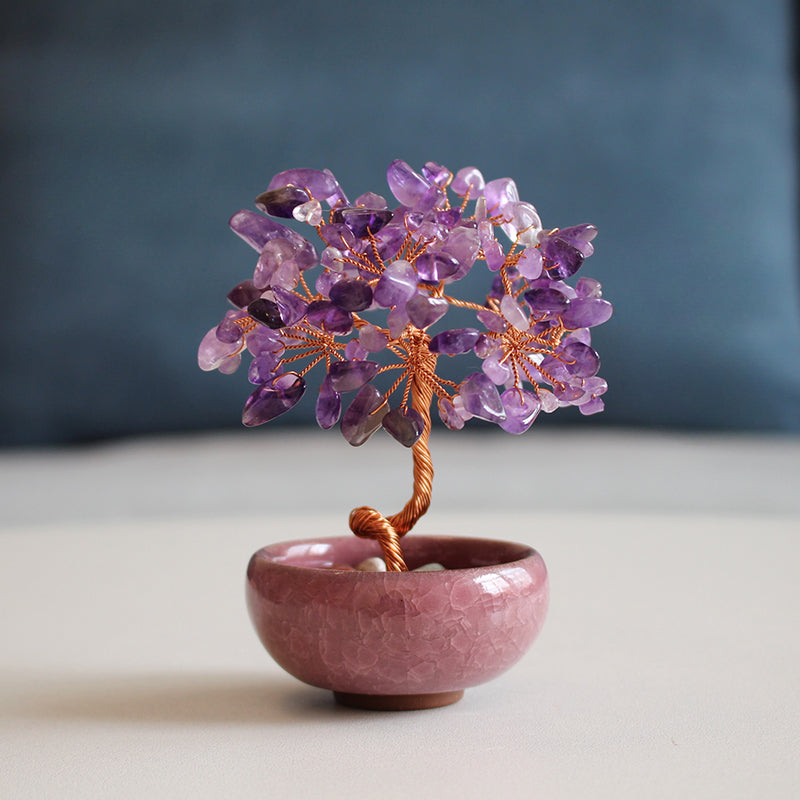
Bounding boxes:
198 160 612 447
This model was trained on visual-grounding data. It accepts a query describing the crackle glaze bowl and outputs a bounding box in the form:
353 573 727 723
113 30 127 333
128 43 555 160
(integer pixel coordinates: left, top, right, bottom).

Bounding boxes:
246 535 549 710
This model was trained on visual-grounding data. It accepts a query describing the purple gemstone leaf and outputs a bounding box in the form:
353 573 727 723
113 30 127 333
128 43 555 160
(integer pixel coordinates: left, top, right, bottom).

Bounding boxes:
459 373 506 423
554 224 597 257
558 298 613 329
421 161 452 187
227 279 263 309
483 177 519 218
255 186 310 218
329 278 374 312
428 328 481 355
415 252 460 283
523 287 571 314
438 397 465 431
266 168 338 203
374 260 417 308
406 294 448 329
229 210 317 270
305 300 354 335
327 360 380 393
317 222 357 251
198 327 241 371
341 384 388 446
451 167 485 197
558 341 600 377
499 388 541 434
316 376 342 429
381 407 425 447
386 159 430 207
542 236 584 279
248 352 279 385
331 207 394 239
242 373 306 426
247 298 285 329
271 288 307 325
359 324 388 352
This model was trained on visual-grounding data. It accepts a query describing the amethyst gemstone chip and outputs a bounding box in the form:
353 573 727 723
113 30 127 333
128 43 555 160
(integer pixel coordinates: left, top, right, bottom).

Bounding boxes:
537 354 571 384
386 160 431 207
247 298 285 329
558 341 600 377
542 236 584 280
459 373 507 423
580 396 605 415
341 384 389 446
435 208 462 228
255 187 310 218
327 360 380 393
242 373 306 426
517 247 543 280
483 177 519 217
373 225 406 261
246 326 283 357
374 260 417 308
266 168 338 202
229 210 317 270
248 353 279 385
198 327 240 371
227 279 263 309
415 252 460 283
215 314 244 344
317 223 357 252
406 294 448 329
476 308 507 333
421 161 451 187
359 324 388 352
452 167 485 197
382 407 425 447
523 287 571 314
331 207 394 238
499 388 541 434
305 300 354 335
553 381 585 403
438 397 465 431
315 376 341 430
329 278 374 312
576 277 603 298
429 328 481 355
553 224 597 257
558 298 613 329
271 288 307 325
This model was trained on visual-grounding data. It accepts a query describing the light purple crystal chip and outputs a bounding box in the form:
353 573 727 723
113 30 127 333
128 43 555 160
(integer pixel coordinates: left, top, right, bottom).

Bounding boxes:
459 373 506 423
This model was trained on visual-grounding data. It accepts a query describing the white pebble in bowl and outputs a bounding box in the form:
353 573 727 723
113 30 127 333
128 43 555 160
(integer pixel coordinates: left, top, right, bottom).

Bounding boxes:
356 557 387 572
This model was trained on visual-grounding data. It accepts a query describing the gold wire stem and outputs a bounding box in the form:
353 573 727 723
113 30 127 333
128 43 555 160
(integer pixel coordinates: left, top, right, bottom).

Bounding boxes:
348 348 437 571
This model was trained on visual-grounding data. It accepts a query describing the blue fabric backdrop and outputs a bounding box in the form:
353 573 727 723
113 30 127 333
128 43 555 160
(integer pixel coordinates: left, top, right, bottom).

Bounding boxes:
2 0 799 445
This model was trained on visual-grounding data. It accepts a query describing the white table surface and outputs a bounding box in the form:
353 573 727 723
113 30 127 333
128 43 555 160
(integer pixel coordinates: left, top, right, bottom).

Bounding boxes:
1 429 799 798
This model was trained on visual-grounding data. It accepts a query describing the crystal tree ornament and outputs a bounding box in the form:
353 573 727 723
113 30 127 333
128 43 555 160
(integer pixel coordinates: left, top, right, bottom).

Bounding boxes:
199 160 612 570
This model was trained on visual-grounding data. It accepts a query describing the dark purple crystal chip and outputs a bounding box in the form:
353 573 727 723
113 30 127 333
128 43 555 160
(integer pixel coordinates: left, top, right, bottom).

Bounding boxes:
242 373 306 426
255 186 310 218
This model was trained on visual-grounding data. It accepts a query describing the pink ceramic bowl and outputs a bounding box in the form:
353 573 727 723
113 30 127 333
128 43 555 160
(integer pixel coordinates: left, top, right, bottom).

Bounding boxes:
246 535 549 709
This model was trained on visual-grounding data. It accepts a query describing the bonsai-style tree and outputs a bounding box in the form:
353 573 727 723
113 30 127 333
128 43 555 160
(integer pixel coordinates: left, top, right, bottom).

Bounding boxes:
199 160 612 570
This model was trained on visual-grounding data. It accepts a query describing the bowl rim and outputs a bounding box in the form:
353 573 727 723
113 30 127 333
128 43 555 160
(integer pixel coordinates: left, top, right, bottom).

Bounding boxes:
249 534 539 575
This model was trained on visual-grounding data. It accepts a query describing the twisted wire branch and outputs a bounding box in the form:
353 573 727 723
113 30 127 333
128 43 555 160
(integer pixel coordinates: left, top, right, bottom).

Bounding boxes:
349 348 437 571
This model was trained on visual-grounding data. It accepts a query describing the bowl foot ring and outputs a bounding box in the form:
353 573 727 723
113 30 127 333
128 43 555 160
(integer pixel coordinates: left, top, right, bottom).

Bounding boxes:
333 689 464 711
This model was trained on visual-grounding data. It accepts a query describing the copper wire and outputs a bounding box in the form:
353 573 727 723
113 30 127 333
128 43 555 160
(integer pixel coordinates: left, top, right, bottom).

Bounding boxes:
349 342 437 571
